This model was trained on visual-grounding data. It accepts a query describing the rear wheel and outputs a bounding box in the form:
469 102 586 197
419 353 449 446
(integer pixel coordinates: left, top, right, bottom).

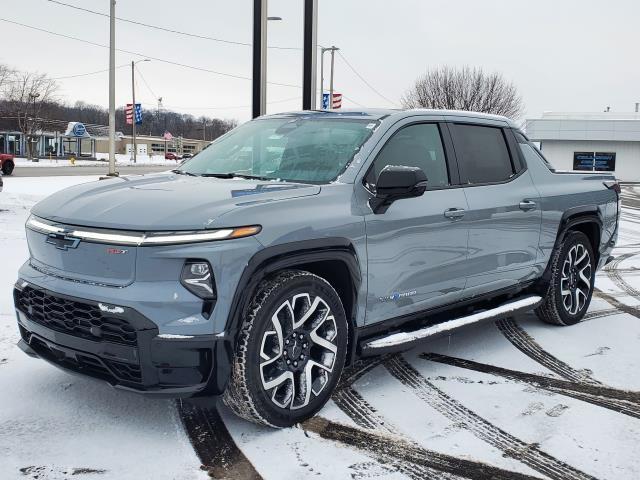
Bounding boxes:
536 231 595 326
223 270 348 427
1 160 14 175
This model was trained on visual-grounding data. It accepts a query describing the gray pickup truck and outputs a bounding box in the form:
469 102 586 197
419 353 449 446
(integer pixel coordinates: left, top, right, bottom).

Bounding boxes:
14 109 619 427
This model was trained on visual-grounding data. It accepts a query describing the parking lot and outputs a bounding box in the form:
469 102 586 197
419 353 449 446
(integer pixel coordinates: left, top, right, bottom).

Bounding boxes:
0 176 638 480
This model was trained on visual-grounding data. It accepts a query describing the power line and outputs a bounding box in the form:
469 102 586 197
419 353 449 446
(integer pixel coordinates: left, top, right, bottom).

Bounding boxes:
337 51 399 107
46 0 301 51
135 65 157 99
1 64 128 83
0 18 301 89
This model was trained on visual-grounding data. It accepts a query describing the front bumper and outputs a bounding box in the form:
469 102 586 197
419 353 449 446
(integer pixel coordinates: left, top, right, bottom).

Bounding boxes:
14 281 232 397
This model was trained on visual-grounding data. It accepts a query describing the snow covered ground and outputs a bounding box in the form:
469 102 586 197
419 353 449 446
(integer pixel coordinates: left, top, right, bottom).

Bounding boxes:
14 154 182 168
0 176 639 480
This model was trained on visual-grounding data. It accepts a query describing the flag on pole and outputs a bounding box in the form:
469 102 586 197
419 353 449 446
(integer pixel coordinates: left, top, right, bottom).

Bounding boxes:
163 131 173 141
322 93 342 110
125 103 143 125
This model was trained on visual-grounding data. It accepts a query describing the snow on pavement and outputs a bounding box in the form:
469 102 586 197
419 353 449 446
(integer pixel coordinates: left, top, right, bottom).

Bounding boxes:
0 176 206 480
0 176 639 479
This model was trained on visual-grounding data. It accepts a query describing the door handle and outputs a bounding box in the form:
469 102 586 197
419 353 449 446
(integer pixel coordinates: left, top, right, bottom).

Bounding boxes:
519 200 537 211
444 208 465 220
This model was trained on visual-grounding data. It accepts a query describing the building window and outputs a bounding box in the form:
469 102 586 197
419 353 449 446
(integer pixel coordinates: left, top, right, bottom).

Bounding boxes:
573 152 616 172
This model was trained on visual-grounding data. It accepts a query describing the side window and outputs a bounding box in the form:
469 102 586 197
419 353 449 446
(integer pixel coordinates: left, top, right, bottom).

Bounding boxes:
367 123 449 189
452 124 515 184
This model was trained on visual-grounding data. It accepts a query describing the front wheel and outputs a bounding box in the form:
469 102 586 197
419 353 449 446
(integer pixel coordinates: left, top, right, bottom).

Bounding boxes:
536 231 595 326
1 160 14 175
223 270 348 427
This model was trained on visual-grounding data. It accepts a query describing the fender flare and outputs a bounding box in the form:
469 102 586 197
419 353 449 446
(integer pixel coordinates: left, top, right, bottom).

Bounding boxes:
538 205 603 289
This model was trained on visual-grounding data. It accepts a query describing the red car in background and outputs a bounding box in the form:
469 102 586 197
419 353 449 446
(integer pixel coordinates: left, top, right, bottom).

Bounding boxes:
165 152 180 160
0 153 14 175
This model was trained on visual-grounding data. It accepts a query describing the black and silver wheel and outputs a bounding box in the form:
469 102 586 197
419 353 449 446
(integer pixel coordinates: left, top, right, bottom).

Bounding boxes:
536 231 595 326
1 160 14 176
223 270 348 427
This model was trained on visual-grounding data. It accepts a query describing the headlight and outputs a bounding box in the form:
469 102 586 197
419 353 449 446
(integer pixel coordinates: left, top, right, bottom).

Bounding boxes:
180 260 216 300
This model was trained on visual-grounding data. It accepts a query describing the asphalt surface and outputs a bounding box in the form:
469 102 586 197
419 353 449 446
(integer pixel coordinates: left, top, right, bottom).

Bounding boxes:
10 165 170 177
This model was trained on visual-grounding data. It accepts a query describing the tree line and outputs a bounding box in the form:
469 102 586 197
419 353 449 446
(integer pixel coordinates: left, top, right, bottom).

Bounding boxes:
0 64 237 157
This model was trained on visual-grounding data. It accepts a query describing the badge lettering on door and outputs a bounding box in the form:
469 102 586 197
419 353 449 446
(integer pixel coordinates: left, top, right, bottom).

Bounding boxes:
106 248 128 255
378 290 417 303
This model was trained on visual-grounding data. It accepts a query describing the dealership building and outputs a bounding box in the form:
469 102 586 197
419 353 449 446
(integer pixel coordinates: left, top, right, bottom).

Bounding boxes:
525 111 640 181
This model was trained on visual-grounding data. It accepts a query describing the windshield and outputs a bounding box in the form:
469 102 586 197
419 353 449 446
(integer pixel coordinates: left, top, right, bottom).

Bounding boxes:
179 116 378 183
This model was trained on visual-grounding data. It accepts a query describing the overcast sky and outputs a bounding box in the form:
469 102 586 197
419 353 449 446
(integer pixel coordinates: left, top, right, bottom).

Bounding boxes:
1 0 639 124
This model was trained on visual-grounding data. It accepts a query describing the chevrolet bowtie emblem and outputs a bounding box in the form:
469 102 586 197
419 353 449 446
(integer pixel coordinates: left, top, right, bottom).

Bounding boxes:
46 232 81 251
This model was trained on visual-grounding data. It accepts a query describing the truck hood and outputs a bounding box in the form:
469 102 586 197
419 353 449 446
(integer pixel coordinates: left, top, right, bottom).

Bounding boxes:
31 172 321 230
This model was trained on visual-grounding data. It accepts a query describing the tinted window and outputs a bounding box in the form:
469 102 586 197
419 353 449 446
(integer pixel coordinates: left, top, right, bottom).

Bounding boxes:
368 123 449 189
452 124 514 184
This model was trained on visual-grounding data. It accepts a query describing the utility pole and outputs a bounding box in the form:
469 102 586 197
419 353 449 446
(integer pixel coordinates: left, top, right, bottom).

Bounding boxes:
131 60 137 163
107 0 116 176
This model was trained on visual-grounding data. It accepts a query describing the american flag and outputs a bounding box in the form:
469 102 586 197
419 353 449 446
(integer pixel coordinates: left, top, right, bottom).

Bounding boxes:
322 93 343 110
125 103 143 125
331 93 342 109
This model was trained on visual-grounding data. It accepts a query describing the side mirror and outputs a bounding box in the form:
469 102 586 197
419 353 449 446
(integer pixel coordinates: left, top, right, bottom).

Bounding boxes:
370 165 428 214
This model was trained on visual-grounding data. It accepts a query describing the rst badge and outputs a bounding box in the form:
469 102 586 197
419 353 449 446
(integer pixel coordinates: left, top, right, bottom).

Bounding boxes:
46 233 80 251
106 248 128 255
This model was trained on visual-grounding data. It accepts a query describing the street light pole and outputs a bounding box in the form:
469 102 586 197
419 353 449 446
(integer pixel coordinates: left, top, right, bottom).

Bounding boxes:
131 60 136 163
320 46 339 109
130 59 150 163
108 0 116 176
329 46 337 110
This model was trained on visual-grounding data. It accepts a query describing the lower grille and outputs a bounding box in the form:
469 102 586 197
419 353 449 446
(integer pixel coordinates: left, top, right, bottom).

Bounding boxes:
16 286 137 346
27 334 142 385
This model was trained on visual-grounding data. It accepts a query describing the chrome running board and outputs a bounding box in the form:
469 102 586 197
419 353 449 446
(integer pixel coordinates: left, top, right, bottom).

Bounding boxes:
361 295 543 356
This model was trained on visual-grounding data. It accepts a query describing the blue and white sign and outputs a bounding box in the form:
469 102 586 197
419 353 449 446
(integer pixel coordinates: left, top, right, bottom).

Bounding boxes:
322 93 330 110
72 123 87 137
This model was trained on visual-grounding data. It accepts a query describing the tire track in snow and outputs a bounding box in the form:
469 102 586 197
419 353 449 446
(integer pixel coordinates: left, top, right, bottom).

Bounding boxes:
334 358 459 480
385 356 598 480
303 417 547 480
594 289 640 320
177 399 262 479
496 318 602 385
604 252 640 299
422 353 640 419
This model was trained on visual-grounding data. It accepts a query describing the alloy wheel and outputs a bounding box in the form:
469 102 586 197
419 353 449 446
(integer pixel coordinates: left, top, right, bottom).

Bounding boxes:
259 293 338 410
560 243 592 315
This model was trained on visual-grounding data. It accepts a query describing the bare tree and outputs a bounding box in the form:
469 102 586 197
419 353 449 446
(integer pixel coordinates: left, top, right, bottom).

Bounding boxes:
5 70 58 158
402 66 524 119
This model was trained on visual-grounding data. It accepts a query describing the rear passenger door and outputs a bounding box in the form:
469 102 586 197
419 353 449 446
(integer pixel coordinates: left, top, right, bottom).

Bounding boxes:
448 121 542 296
362 120 470 325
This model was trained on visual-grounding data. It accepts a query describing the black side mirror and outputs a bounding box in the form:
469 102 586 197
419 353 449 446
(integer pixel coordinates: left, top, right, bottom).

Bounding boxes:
370 165 428 214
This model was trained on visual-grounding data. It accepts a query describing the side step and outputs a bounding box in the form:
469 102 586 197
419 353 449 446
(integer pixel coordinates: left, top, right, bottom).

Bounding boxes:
360 295 543 356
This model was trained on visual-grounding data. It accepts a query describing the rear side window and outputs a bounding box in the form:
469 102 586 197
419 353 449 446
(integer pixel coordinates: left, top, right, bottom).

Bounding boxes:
367 123 449 189
451 124 515 184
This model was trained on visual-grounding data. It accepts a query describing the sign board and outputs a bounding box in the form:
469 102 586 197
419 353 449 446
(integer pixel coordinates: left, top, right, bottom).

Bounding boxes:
64 122 90 138
573 152 616 172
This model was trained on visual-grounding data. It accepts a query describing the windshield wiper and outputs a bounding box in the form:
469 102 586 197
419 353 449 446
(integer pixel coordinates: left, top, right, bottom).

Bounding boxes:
199 172 275 181
171 169 197 176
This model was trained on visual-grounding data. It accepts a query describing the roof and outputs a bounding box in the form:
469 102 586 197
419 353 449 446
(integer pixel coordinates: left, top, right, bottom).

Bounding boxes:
526 112 640 142
265 108 517 126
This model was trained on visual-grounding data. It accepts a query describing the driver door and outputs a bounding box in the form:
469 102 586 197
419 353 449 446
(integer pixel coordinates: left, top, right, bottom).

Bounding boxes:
362 120 469 325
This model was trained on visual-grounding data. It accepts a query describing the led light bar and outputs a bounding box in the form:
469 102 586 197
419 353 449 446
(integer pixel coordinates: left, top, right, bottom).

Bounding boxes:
26 215 261 246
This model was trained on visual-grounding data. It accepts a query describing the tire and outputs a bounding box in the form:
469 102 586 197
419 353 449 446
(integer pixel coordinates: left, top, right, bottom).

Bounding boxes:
223 270 349 428
1 160 14 176
535 231 596 326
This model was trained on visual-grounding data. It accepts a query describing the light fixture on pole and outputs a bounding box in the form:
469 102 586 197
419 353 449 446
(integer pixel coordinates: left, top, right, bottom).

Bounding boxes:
131 58 150 163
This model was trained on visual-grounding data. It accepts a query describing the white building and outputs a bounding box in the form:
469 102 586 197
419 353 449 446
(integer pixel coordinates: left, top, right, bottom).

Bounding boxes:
525 111 640 181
